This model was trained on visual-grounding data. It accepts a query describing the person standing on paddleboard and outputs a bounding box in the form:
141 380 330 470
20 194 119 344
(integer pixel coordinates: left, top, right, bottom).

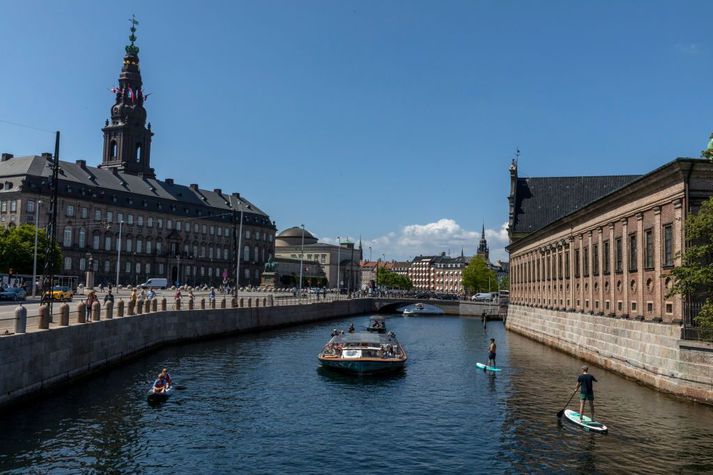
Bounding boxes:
576 365 597 422
487 338 496 368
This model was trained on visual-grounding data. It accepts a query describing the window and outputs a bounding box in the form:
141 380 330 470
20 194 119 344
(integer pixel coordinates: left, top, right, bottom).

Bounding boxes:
127 214 134 225
244 245 250 261
147 217 154 228
157 219 163 229
193 244 198 257
574 249 580 278
117 212 123 223
156 241 162 254
107 211 113 223
245 230 251 239
558 253 562 280
202 224 207 234
583 246 589 277
138 216 144 227
63 227 73 247
593 244 599 276
66 205 75 217
645 229 654 269
176 221 181 231
26 200 35 213
146 240 152 254
104 260 110 272
64 257 72 271
615 238 622 273
167 220 173 230
159 263 164 274
105 235 112 251
629 234 637 272
244 268 250 278
78 228 86 248
136 239 143 253
254 246 259 263
663 225 673 267
79 258 86 271
210 225 214 235
95 209 102 221
194 223 199 233
126 238 132 253
225 228 230 238
603 241 610 274
126 261 131 273
224 248 229 259
209 247 213 259
80 207 88 219
217 227 222 237
145 263 151 274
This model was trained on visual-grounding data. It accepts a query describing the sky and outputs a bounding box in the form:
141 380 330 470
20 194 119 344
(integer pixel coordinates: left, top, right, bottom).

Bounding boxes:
2 1 713 263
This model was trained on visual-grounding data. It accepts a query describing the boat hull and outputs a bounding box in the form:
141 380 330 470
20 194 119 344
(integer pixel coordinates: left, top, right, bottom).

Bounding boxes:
318 357 406 375
146 386 174 403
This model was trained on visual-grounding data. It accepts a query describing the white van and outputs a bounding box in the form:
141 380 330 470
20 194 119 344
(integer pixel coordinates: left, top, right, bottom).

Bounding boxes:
140 278 168 289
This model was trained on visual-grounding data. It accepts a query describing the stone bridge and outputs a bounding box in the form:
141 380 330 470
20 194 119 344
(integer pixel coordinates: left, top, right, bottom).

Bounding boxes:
372 298 503 317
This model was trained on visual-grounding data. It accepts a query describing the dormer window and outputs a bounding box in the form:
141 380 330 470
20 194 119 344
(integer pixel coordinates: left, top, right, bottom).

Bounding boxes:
110 140 117 159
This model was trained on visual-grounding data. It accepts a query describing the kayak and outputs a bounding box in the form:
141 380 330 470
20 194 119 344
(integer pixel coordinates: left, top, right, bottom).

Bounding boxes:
563 409 608 433
476 362 501 372
146 385 174 403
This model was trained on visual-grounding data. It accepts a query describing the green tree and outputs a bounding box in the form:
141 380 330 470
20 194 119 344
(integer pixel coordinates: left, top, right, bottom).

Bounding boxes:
462 256 497 294
499 275 510 290
376 267 413 290
669 197 713 339
0 224 61 275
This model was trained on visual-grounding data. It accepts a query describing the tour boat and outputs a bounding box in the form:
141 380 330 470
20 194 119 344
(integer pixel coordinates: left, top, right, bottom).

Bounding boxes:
366 316 387 333
318 329 407 375
402 303 445 316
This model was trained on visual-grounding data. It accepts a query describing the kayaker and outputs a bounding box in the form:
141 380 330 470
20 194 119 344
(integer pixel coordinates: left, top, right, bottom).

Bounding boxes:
348 323 355 333
576 365 597 422
159 368 172 387
487 338 497 368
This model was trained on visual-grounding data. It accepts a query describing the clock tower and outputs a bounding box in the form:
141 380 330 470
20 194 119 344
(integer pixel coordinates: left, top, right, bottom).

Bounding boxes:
100 16 155 178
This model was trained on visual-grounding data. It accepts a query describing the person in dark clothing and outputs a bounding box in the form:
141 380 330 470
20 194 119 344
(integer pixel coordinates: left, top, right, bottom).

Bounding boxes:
104 289 114 304
577 365 598 422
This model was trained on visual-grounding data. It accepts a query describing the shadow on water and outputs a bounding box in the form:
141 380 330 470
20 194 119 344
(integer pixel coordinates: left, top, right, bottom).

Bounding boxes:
316 366 407 386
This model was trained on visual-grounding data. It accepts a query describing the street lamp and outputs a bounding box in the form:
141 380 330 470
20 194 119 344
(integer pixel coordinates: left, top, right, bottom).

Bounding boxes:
115 220 123 289
31 200 43 297
336 236 341 290
299 224 305 295
369 246 372 262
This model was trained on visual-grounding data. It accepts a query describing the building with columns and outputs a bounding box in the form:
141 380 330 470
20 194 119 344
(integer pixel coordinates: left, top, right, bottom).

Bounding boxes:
507 157 713 327
0 22 276 287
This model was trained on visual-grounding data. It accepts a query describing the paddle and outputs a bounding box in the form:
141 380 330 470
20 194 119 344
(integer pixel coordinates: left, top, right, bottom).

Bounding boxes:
557 386 579 418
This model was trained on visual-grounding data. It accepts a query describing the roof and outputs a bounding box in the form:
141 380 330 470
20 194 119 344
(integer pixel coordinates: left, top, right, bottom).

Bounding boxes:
511 175 641 234
0 155 272 220
332 332 398 345
277 226 317 240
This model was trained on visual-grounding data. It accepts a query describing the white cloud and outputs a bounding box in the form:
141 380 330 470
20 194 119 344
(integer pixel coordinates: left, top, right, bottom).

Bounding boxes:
319 218 510 263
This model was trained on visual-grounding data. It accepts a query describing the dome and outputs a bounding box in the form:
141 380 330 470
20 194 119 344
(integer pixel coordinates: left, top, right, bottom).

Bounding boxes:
275 226 319 247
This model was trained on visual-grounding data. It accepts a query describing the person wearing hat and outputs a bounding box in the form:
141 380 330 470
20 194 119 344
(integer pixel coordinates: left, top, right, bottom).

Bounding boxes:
576 365 598 422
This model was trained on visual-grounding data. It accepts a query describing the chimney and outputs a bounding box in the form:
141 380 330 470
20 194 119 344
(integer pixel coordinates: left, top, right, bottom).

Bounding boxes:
231 192 241 198
189 183 199 191
76 159 86 168
41 152 52 160
213 188 222 195
1 153 13 161
165 178 174 185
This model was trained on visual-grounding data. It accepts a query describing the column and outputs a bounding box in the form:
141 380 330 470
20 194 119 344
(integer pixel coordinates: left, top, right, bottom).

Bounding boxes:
609 223 615 313
569 236 575 310
673 199 683 322
636 212 644 319
653 206 662 319
597 227 604 313
587 231 593 312
622 218 629 316
578 235 584 311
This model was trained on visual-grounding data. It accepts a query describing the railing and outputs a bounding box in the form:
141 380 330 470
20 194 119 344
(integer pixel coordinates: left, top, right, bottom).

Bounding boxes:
683 298 707 341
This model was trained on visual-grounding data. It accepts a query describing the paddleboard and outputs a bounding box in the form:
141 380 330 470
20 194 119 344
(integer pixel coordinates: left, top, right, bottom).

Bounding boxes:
563 409 608 433
476 362 501 372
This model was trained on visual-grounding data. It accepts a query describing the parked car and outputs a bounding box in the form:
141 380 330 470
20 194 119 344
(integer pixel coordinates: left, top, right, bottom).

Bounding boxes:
43 286 73 302
0 287 27 301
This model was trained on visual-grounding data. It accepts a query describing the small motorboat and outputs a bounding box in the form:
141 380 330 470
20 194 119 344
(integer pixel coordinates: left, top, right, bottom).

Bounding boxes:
146 382 174 403
402 303 444 316
366 316 387 333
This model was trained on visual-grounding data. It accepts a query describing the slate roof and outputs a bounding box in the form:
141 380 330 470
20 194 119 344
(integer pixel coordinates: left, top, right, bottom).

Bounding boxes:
511 175 641 234
0 155 270 219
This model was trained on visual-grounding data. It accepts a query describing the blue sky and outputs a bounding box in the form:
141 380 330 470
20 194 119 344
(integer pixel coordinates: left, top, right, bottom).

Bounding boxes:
1 1 712 263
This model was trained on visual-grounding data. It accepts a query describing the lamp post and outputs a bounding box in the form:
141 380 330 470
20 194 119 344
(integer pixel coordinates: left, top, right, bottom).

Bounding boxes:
299 224 305 295
115 220 123 289
336 236 341 290
176 254 181 287
31 200 42 297
369 246 372 263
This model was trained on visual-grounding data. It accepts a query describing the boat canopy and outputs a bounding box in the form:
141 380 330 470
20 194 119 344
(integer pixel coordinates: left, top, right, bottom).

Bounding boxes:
331 332 396 345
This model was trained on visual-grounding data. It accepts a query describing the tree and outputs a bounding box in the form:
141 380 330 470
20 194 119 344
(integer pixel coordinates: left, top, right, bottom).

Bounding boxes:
0 224 61 276
462 256 497 294
376 266 413 290
499 275 510 290
669 197 713 339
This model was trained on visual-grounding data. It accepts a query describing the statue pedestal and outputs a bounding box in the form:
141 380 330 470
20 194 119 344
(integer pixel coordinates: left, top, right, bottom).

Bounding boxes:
261 272 280 287
84 270 95 295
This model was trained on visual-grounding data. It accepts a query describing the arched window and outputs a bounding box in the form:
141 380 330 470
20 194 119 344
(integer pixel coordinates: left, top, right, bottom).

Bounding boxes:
156 240 162 254
110 140 117 159
79 258 86 271
63 226 72 247
135 143 142 163
254 246 259 263
78 228 86 248
105 234 112 251
92 233 100 250
104 260 110 272
243 245 250 262
146 239 152 254
125 237 133 252
136 238 143 253
64 257 72 270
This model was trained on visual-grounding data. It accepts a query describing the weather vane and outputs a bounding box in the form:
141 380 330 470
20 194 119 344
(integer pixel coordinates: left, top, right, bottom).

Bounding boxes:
125 15 140 56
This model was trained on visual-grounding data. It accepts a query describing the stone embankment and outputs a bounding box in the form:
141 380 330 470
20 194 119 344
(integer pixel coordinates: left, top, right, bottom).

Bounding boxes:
0 297 372 410
506 304 713 405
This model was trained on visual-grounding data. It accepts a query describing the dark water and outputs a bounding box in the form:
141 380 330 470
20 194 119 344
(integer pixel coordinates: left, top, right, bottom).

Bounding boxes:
1 315 713 474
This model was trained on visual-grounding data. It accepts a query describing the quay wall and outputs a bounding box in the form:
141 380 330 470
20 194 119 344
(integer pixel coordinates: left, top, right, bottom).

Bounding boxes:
0 299 372 410
506 304 713 405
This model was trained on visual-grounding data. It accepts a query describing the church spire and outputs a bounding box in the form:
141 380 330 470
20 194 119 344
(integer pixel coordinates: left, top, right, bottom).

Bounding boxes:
477 221 490 263
100 16 155 178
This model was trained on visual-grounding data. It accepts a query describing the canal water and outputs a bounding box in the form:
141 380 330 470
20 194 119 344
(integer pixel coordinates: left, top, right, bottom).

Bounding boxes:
1 314 713 473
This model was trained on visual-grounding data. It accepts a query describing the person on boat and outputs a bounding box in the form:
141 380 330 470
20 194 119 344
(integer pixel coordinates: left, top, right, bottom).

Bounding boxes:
348 323 355 333
576 365 597 422
331 328 338 337
153 368 172 393
487 338 497 368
